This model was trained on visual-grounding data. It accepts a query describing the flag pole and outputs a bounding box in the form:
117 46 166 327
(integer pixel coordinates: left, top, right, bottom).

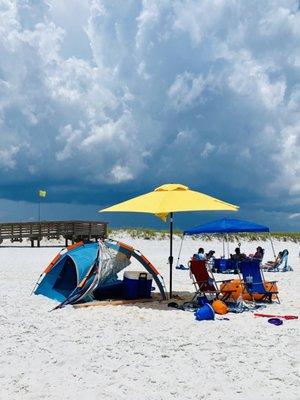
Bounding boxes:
38 200 41 222
37 189 46 222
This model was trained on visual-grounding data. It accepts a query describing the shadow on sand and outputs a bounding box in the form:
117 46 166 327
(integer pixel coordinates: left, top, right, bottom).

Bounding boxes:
72 291 195 312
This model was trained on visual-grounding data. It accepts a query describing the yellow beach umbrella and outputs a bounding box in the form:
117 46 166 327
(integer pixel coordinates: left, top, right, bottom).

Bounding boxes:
100 183 238 297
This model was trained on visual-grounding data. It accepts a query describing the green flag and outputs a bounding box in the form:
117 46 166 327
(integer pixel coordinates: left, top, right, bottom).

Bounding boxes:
38 190 47 198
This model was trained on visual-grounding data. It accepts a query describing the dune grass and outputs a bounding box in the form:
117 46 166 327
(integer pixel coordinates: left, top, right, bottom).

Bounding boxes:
108 228 300 242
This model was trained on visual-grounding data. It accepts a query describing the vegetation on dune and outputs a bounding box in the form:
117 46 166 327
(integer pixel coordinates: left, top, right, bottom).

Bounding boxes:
108 228 172 240
108 228 300 243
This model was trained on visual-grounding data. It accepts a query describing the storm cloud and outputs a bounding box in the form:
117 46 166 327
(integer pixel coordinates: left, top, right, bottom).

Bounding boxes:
0 0 299 229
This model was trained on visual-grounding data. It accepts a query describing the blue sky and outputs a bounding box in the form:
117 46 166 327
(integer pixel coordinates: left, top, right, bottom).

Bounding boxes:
0 0 299 230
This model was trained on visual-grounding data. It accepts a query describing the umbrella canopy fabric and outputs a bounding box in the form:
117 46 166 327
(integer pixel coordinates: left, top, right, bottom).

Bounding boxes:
100 183 238 297
100 184 238 215
184 218 269 235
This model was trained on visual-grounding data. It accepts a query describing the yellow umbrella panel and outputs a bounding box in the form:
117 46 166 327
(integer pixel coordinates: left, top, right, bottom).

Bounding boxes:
101 184 237 214
100 183 238 297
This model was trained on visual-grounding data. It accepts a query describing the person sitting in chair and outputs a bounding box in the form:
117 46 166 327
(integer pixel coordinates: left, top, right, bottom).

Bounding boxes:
193 247 206 260
230 247 247 261
265 251 283 268
251 246 264 260
206 250 216 260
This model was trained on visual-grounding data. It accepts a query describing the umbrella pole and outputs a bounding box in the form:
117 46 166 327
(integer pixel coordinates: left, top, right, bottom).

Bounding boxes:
169 212 173 298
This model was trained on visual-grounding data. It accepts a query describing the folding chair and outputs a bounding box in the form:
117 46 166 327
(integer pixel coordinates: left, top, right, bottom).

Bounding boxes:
189 259 235 302
238 259 280 303
265 249 291 272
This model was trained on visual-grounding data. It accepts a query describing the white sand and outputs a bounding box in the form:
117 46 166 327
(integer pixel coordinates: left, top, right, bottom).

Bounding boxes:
0 235 299 400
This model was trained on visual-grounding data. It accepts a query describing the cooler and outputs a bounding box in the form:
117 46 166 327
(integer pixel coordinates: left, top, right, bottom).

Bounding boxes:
123 271 152 299
214 258 233 273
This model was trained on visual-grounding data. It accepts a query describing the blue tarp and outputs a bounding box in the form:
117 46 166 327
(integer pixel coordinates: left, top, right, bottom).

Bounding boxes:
184 218 269 235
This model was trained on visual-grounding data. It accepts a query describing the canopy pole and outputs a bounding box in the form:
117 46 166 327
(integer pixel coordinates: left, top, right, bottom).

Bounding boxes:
226 233 229 258
169 212 173 298
268 232 276 258
222 234 225 258
176 234 185 268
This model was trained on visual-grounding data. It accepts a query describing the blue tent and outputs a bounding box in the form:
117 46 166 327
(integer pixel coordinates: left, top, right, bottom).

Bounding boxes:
184 218 269 235
34 242 99 302
34 240 167 308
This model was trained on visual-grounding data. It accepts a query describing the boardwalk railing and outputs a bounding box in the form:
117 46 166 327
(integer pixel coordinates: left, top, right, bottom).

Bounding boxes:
0 220 108 247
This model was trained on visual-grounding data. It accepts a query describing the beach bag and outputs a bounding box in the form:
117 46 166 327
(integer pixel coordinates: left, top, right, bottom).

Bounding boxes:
212 299 228 315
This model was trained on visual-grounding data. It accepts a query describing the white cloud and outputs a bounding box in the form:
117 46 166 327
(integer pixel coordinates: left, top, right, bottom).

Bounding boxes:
0 145 19 169
168 72 206 111
289 213 300 219
172 0 227 45
175 130 193 142
228 54 286 110
135 0 163 49
137 60 150 80
110 165 134 183
201 142 215 158
56 124 83 161
271 124 300 195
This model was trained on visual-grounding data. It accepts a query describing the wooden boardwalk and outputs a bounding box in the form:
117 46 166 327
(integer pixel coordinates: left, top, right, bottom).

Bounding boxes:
0 220 108 247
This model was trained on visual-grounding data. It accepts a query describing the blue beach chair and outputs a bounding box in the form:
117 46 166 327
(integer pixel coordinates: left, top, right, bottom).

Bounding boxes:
238 259 279 303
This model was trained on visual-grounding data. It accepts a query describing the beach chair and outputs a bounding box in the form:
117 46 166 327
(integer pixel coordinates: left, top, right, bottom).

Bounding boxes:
238 259 279 303
189 259 235 302
264 249 291 272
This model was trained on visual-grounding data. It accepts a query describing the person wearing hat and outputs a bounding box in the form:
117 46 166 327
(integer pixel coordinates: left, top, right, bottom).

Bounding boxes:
252 246 264 260
206 250 216 270
206 250 216 260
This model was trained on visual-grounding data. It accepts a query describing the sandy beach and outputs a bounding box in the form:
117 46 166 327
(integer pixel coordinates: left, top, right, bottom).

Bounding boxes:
0 235 299 400
1 0 299 399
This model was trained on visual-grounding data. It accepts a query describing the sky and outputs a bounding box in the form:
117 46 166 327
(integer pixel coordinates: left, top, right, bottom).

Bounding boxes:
0 0 299 231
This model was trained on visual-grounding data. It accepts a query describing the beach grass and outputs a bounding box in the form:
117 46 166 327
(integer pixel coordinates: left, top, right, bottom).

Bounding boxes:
108 228 300 242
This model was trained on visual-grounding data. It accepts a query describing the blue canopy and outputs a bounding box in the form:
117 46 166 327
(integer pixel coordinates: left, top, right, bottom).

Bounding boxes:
184 218 269 235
